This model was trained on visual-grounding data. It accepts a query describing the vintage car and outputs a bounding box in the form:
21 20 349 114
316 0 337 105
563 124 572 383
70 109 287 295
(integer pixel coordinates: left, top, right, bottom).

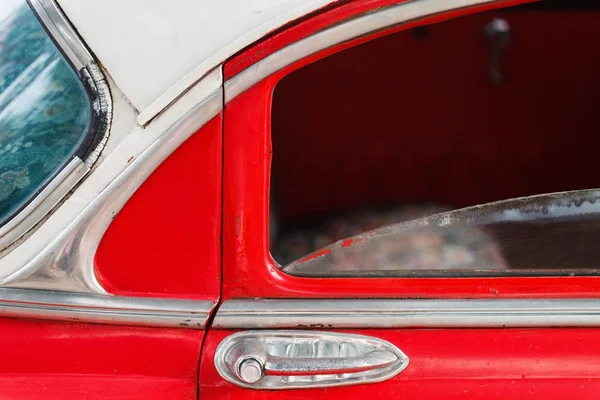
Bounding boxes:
1 0 600 398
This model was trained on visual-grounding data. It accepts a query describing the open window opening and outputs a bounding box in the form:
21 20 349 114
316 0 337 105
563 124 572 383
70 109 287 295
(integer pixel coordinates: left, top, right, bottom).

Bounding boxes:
269 0 600 276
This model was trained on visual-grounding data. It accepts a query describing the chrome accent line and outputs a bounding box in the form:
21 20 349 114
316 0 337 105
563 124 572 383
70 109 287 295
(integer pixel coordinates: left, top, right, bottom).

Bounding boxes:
0 289 215 329
0 288 214 328
28 0 93 70
214 299 600 329
215 331 409 389
0 159 88 254
225 0 497 103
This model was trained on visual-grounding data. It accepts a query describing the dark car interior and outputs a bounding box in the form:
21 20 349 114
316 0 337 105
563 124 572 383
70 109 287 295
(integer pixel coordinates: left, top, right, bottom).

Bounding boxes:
269 0 600 272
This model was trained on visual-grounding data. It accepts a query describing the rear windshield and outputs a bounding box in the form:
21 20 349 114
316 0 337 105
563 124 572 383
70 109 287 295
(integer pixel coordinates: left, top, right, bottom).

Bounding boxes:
0 1 91 226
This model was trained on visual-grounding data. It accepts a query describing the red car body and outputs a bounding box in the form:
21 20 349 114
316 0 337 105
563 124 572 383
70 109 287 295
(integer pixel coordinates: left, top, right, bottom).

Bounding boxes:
2 0 600 399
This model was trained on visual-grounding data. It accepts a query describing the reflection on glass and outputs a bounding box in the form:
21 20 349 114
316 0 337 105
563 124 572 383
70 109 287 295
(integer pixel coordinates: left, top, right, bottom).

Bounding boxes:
281 190 600 276
0 2 90 226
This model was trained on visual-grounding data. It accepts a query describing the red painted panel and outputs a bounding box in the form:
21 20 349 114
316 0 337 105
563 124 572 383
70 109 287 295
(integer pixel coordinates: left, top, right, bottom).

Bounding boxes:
96 114 222 299
0 318 203 400
223 5 600 299
201 328 600 399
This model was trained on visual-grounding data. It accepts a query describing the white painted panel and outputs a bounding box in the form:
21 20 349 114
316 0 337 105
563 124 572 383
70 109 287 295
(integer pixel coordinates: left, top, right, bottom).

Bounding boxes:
56 0 335 123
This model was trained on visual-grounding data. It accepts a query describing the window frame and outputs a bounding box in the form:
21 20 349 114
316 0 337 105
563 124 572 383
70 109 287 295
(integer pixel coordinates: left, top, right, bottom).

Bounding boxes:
0 0 112 252
222 0 600 300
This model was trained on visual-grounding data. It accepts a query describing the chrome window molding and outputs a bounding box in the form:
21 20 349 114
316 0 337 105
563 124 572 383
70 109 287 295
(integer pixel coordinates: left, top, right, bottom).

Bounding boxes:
214 299 600 329
0 288 214 328
225 0 499 103
0 159 88 253
0 0 113 252
28 0 93 70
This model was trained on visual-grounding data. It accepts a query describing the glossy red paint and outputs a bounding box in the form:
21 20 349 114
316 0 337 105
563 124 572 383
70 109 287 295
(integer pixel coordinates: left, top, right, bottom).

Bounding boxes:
222 2 600 299
96 114 222 299
200 328 600 399
0 318 203 400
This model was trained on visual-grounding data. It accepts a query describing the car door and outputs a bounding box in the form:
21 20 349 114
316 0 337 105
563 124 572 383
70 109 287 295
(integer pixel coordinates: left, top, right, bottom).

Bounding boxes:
200 0 600 398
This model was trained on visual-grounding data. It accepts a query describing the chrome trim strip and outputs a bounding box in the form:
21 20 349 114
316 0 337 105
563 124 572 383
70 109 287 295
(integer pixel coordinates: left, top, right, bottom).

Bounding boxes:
28 0 93 70
0 158 88 253
0 288 214 329
214 299 600 329
225 0 497 103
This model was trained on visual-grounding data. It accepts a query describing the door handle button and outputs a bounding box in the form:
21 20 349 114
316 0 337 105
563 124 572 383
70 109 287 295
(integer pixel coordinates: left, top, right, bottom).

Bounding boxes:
238 358 264 383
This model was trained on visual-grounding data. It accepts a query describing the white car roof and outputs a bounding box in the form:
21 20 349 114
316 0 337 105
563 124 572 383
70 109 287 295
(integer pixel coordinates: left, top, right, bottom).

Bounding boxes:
56 0 335 124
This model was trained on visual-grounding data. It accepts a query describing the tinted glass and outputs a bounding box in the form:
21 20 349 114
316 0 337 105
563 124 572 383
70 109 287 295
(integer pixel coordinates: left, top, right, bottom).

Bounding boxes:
0 2 90 226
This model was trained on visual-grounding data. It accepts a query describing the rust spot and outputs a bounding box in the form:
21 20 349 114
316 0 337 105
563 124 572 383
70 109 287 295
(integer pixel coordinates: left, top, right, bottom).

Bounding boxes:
127 156 134 163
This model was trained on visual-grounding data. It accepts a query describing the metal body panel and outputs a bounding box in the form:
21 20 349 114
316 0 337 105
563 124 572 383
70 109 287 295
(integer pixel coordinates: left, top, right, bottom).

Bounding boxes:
95 114 223 299
0 318 204 400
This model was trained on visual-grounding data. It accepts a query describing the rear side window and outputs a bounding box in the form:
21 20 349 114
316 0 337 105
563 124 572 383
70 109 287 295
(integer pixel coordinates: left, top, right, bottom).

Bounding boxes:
0 2 91 226
269 1 600 277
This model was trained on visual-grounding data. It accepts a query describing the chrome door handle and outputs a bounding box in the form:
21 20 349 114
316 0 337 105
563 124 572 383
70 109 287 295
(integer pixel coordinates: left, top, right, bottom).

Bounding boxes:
215 331 409 390
264 350 398 376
